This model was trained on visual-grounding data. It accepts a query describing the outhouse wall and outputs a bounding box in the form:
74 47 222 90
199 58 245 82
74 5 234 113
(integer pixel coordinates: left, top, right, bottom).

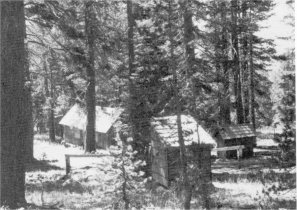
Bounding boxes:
63 125 84 146
151 131 169 187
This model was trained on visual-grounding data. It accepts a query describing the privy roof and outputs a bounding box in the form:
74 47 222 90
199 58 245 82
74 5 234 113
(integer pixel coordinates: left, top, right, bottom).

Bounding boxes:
219 124 256 140
151 115 217 147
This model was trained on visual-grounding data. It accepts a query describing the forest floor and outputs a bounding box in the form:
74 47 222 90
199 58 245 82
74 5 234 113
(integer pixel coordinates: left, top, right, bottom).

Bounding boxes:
25 131 296 209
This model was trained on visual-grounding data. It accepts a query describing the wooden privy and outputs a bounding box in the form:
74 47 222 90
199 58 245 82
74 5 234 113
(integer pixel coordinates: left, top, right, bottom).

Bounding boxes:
150 115 216 187
213 124 257 158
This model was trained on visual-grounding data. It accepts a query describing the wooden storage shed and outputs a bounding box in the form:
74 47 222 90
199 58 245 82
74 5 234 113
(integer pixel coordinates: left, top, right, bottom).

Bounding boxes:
150 115 216 187
59 104 123 149
213 124 257 158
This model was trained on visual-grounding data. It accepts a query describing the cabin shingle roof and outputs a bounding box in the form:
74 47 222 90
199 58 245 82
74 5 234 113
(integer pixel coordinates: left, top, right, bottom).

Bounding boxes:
219 124 256 140
59 104 123 133
151 115 216 147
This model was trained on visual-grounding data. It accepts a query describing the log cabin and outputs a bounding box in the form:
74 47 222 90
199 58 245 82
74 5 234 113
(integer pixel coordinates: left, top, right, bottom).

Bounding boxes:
59 104 123 149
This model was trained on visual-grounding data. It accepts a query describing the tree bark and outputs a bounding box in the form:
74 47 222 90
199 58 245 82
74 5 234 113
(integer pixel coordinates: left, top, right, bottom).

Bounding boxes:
241 1 250 123
43 53 56 142
180 0 194 208
231 0 244 124
24 43 34 162
127 0 136 143
220 1 231 125
85 1 96 152
0 1 27 207
248 3 256 129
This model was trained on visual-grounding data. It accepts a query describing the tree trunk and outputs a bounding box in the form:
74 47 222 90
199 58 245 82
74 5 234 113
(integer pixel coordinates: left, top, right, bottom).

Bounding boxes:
180 0 194 208
85 1 96 152
49 50 56 142
241 1 250 123
43 54 55 142
24 43 34 162
127 0 136 142
231 0 244 124
249 4 256 129
220 1 231 125
0 1 27 207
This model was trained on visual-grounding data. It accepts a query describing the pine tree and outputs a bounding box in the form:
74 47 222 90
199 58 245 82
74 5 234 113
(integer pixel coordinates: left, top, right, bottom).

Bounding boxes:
277 0 295 165
110 126 146 209
278 50 295 165
245 0 275 128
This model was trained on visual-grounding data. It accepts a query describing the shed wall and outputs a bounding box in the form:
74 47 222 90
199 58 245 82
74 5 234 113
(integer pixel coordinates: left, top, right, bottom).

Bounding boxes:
191 145 212 185
64 126 116 149
167 145 212 186
151 131 168 187
63 126 83 146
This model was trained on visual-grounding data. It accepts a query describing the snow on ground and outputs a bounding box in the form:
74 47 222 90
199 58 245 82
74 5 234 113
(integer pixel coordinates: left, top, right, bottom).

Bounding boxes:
27 132 295 209
256 138 279 147
34 136 113 170
26 136 118 209
258 126 284 135
213 181 263 198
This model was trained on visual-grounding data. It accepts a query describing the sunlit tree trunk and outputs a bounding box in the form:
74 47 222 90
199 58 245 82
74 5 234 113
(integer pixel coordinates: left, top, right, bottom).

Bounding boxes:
231 0 244 124
0 1 27 207
43 53 56 142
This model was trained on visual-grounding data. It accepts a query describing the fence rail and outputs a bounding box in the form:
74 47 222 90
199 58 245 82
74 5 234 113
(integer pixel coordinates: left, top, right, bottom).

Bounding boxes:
212 145 245 164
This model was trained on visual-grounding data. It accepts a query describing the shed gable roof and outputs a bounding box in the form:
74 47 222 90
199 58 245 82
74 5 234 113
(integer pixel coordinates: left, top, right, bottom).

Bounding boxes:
219 124 256 140
151 115 216 147
59 104 123 133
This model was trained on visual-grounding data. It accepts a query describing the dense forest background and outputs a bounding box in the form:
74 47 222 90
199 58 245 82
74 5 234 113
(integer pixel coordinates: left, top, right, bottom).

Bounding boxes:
25 0 294 147
0 0 295 209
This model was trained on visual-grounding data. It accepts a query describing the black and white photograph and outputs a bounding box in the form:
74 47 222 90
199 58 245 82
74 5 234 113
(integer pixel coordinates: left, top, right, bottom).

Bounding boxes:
0 0 295 209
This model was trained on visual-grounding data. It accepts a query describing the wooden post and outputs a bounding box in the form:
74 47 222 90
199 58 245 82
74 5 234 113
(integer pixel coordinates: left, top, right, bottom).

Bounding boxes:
222 151 226 161
237 148 243 169
65 155 70 175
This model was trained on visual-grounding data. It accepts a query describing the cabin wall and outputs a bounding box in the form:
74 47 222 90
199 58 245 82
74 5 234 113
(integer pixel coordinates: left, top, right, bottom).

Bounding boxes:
151 131 168 187
63 126 83 146
96 132 109 149
191 145 212 185
64 127 116 150
166 147 180 182
95 127 116 149
167 145 212 185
